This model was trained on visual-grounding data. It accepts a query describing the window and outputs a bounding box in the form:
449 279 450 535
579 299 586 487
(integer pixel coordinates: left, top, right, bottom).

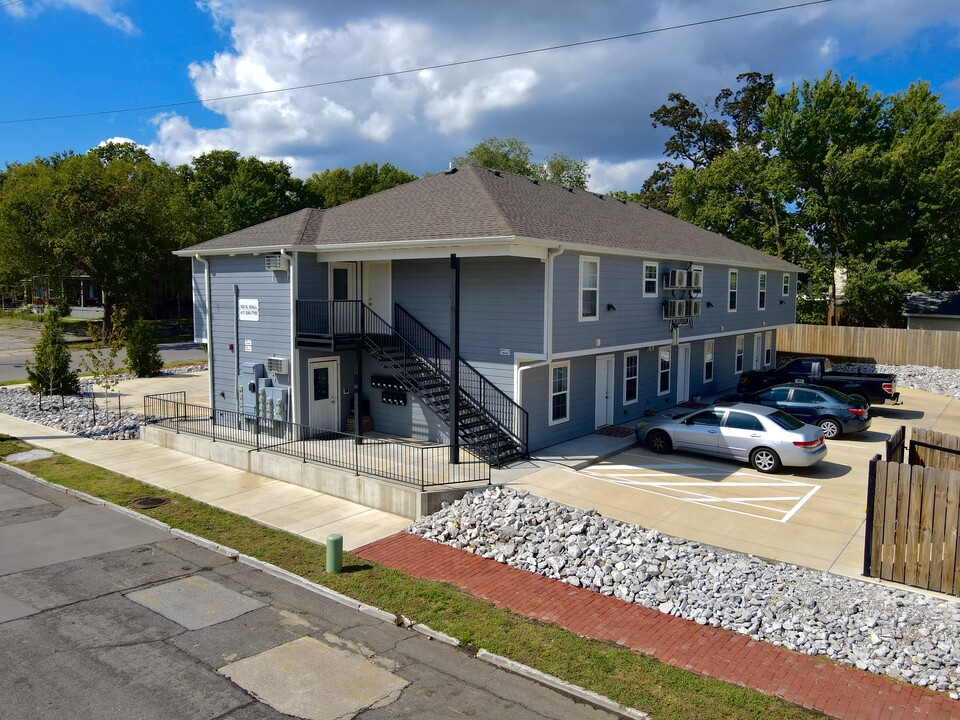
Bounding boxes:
724 412 763 431
687 410 722 426
624 351 639 404
764 330 773 366
782 273 790 297
579 256 599 320
658 347 671 395
549 362 570 425
728 269 738 312
758 387 790 402
753 334 763 370
703 339 714 383
758 271 767 310
735 335 744 374
792 389 821 404
643 261 658 297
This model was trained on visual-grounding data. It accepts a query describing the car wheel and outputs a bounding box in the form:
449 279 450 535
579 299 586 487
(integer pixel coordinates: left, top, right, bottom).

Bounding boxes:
817 417 841 439
646 429 672 454
849 394 868 407
750 447 781 473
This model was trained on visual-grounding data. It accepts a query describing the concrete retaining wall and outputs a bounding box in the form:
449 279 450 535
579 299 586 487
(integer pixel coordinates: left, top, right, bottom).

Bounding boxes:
141 425 472 519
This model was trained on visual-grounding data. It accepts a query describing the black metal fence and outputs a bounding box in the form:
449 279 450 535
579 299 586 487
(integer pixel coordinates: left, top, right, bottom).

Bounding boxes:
142 394 490 489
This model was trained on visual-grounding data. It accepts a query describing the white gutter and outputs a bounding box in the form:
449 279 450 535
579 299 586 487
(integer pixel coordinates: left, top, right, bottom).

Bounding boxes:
515 246 565 408
194 255 215 412
280 248 297 424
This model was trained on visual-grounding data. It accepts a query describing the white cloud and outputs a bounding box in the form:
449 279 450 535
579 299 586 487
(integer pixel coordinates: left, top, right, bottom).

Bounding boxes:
586 158 659 195
5 0 137 33
424 69 539 134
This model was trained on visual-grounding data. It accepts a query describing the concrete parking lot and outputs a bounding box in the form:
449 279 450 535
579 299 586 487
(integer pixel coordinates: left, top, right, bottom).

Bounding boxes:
509 387 960 579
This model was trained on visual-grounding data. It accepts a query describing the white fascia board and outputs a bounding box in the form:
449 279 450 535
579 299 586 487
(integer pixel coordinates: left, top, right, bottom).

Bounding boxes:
548 322 796 361
311 236 555 262
549 240 800 273
173 245 295 258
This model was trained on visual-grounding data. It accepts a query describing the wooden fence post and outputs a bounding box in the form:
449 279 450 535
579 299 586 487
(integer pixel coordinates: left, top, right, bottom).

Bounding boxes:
863 454 880 577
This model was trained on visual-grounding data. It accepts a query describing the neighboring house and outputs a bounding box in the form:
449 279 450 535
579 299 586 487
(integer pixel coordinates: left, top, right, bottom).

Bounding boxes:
903 291 960 331
176 165 801 466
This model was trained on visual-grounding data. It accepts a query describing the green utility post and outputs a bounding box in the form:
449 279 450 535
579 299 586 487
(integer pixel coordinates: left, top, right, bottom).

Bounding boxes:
326 534 343 574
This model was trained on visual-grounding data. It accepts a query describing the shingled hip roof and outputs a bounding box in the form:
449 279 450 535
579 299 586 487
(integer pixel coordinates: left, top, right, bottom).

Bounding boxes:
176 165 802 272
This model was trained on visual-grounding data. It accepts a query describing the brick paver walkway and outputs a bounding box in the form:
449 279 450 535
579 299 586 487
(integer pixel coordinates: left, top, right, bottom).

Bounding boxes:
356 532 960 720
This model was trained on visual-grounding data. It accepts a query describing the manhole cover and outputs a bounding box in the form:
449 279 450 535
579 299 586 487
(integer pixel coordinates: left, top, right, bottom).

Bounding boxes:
128 497 169 509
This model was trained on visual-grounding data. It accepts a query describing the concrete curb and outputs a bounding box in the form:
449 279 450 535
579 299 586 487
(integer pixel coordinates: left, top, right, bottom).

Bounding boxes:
477 650 650 720
4 462 647 719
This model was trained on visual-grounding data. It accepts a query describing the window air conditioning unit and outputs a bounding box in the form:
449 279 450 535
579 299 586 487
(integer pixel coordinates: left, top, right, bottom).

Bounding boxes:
663 299 686 319
266 355 289 374
687 299 702 317
668 269 687 288
265 254 289 272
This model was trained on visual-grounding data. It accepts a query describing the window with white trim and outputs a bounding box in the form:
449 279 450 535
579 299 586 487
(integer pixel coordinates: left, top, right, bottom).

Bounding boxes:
782 273 790 297
764 331 773 366
758 271 767 310
579 256 599 321
549 362 570 425
623 351 639 404
728 269 738 312
735 335 744 374
642 261 658 297
703 339 714 383
658 347 671 395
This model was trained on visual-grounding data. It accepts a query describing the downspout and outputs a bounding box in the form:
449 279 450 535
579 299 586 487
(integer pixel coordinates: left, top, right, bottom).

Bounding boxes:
280 249 297 425
515 246 565 409
194 255 215 415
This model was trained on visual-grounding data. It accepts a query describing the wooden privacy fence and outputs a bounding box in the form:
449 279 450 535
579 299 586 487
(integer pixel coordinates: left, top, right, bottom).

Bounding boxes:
777 325 960 368
864 427 960 595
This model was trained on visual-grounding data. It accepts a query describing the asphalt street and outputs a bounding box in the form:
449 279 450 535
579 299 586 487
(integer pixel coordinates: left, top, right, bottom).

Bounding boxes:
0 464 620 720
0 321 206 382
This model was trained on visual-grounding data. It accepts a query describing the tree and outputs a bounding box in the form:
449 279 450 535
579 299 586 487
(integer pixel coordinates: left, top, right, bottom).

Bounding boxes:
534 153 590 189
304 162 417 208
79 316 126 416
125 318 163 377
453 137 590 189
25 309 78 400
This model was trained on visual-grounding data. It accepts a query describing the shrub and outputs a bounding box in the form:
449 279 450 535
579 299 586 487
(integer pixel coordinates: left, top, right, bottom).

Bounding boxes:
125 319 163 377
25 309 79 396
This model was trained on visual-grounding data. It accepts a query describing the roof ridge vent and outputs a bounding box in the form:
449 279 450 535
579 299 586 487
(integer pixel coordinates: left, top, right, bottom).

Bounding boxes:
594 193 604 200
564 186 574 192
492 170 501 177
528 177 539 185
444 167 458 175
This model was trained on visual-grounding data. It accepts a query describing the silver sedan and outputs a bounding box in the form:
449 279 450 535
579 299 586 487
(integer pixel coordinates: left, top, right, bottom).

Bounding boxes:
634 402 827 473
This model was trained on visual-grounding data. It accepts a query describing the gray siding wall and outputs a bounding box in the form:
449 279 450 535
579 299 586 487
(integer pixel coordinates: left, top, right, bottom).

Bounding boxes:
552 252 796 353
209 255 293 414
297 253 327 300
392 256 545 396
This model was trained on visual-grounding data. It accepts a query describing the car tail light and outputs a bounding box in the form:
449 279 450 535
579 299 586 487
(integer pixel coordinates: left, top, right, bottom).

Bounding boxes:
793 438 823 448
883 382 894 395
848 408 866 417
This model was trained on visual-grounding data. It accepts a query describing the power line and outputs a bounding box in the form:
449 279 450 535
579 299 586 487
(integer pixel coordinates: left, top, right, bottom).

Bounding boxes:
0 0 26 8
1 0 835 125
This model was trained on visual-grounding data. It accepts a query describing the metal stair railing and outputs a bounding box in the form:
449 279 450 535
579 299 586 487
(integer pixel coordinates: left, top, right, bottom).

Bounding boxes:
393 304 528 453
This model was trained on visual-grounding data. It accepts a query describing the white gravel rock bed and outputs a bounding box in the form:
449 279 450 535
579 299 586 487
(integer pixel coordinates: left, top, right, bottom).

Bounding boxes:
0 366 207 441
834 362 960 400
409 486 960 696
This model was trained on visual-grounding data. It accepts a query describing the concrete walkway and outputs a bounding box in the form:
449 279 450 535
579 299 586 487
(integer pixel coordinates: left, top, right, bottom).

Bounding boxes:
357 532 960 720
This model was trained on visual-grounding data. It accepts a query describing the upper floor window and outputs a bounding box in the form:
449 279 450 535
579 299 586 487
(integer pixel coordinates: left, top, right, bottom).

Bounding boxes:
782 273 790 297
624 351 639 404
580 256 599 321
728 269 739 312
642 261 658 297
758 271 767 310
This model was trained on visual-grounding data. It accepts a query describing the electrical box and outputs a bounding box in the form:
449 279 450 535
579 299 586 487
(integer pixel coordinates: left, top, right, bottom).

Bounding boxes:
240 363 266 414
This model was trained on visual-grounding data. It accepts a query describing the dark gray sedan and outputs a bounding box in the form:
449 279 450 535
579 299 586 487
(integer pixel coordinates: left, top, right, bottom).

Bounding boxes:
726 383 871 439
635 402 827 473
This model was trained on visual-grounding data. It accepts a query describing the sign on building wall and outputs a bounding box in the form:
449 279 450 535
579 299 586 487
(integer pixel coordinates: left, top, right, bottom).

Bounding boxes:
239 299 259 321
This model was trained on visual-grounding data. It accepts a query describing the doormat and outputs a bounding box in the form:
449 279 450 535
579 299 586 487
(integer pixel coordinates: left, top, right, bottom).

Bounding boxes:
596 425 635 438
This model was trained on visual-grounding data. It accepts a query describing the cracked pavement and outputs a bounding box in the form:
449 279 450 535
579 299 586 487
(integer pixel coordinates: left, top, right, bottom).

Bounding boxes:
0 465 620 719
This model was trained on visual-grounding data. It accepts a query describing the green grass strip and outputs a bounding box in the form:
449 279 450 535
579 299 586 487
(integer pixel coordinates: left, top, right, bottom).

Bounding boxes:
0 434 821 720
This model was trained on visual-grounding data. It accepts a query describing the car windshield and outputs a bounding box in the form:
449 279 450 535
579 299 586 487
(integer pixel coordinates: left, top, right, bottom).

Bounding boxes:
767 410 805 431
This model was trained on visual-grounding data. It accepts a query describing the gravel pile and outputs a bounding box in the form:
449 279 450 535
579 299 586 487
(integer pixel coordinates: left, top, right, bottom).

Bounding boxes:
0 366 206 440
410 486 960 696
834 362 960 400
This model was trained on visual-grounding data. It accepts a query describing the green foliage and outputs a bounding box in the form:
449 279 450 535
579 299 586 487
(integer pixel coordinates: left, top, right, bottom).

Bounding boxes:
453 137 590 189
304 161 417 208
25 309 79 396
79 316 126 406
125 319 163 377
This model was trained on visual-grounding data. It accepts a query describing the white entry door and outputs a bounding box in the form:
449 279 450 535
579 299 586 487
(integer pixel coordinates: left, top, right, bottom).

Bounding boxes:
753 334 763 370
362 261 392 321
594 355 615 428
308 358 340 431
676 344 691 403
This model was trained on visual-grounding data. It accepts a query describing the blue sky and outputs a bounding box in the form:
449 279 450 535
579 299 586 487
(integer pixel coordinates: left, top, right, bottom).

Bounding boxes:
2 0 958 192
